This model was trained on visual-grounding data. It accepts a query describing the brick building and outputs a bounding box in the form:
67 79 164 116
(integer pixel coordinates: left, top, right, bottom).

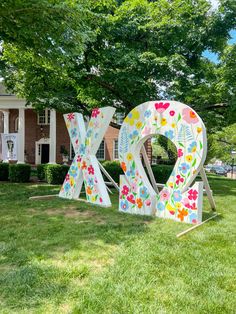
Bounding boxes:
0 83 152 164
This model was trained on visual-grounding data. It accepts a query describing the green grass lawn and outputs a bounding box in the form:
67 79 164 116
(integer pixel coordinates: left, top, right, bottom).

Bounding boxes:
0 176 235 313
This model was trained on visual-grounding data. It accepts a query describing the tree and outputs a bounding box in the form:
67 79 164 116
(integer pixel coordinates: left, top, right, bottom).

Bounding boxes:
1 0 236 125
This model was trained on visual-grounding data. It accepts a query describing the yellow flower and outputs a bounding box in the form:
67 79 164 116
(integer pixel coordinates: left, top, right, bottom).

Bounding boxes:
166 203 175 213
171 123 176 128
175 202 182 210
126 153 133 161
197 127 202 133
89 121 94 127
124 109 140 126
161 118 167 126
186 155 193 162
168 182 174 188
85 138 91 146
91 196 96 202
66 122 70 129
70 177 75 187
136 121 143 129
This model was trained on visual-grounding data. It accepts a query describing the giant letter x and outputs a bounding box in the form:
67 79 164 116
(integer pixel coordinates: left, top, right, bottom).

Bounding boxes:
59 107 116 207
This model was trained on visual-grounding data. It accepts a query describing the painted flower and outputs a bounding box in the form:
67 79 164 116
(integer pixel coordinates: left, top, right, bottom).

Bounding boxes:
173 190 182 202
88 177 94 187
79 144 86 155
129 130 139 140
166 203 175 215
86 186 92 195
188 189 198 201
65 174 70 181
142 126 151 136
121 162 127 172
124 109 140 126
176 174 184 185
99 197 103 203
177 209 188 221
197 127 202 134
126 153 133 161
71 128 77 138
70 177 75 187
157 202 165 211
186 155 193 163
188 141 197 153
139 186 148 199
88 165 94 175
177 149 183 158
127 194 135 204
171 123 176 128
81 161 87 170
145 199 151 206
121 185 129 196
164 130 174 140
182 108 199 124
169 110 175 116
155 102 170 113
161 118 167 126
69 165 78 178
136 121 143 129
144 110 151 118
67 113 75 121
160 189 170 201
190 213 197 224
175 202 182 210
190 202 197 210
127 168 135 177
91 108 100 118
130 182 137 192
178 163 190 174
64 182 71 192
136 198 143 209
183 198 192 209
121 200 129 211
168 182 174 188
77 155 82 162
86 129 92 137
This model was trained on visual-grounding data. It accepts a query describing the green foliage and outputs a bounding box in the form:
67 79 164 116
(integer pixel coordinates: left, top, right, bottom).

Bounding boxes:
102 160 123 183
45 164 69 184
0 162 9 181
37 164 47 181
151 164 173 184
9 164 31 182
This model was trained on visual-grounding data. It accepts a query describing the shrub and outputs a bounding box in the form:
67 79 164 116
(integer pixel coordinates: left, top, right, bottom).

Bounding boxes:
151 165 173 184
0 162 9 181
9 164 31 182
102 160 123 183
45 164 69 184
37 164 47 181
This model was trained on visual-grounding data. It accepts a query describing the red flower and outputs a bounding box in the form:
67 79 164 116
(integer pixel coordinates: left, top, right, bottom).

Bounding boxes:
88 165 94 175
99 197 103 203
121 185 129 196
154 102 170 113
176 174 184 185
91 108 100 118
169 110 175 116
65 174 70 181
177 149 183 158
188 189 198 201
67 113 75 121
191 202 197 210
127 194 136 204
77 155 82 162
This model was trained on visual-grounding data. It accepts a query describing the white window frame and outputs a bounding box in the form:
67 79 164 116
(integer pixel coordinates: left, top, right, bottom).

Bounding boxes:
96 140 105 160
113 139 119 160
15 117 19 132
37 109 50 125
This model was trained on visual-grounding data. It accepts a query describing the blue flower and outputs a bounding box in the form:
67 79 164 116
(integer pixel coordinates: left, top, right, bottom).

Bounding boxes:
121 200 129 211
129 130 139 140
178 162 190 174
127 168 135 177
164 130 174 140
157 202 165 211
139 186 148 199
86 129 92 137
88 177 94 187
173 190 182 202
69 165 78 178
71 128 77 138
64 182 71 192
144 110 151 118
188 141 197 153
79 144 85 155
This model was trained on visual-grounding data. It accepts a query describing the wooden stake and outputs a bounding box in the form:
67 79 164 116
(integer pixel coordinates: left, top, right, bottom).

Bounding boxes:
176 213 220 238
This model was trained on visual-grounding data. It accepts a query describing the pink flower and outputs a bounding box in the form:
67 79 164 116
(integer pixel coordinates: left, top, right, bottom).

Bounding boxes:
188 189 198 201
65 174 70 181
142 126 151 136
155 102 170 113
169 110 175 116
176 175 184 185
183 198 191 209
99 197 103 203
182 108 199 124
130 182 137 192
67 113 75 121
145 199 151 206
177 149 183 158
88 165 94 175
91 108 100 118
127 194 135 204
77 155 82 162
121 185 129 196
160 189 170 201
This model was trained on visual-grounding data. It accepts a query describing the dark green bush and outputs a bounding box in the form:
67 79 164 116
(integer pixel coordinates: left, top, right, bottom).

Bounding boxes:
102 160 123 183
0 162 9 181
45 164 69 184
37 164 47 181
9 164 31 182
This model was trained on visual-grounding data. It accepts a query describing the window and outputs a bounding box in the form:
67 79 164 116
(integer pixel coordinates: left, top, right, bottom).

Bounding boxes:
96 140 105 160
115 112 124 125
37 109 50 125
15 117 19 132
113 139 119 160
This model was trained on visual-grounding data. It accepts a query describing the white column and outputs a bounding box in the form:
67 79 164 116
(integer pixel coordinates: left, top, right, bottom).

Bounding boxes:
49 109 57 164
3 110 9 134
17 108 25 164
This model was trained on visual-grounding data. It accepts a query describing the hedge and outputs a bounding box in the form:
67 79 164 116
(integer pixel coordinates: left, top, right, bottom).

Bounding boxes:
37 164 47 181
9 164 31 183
45 164 69 184
0 163 9 181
